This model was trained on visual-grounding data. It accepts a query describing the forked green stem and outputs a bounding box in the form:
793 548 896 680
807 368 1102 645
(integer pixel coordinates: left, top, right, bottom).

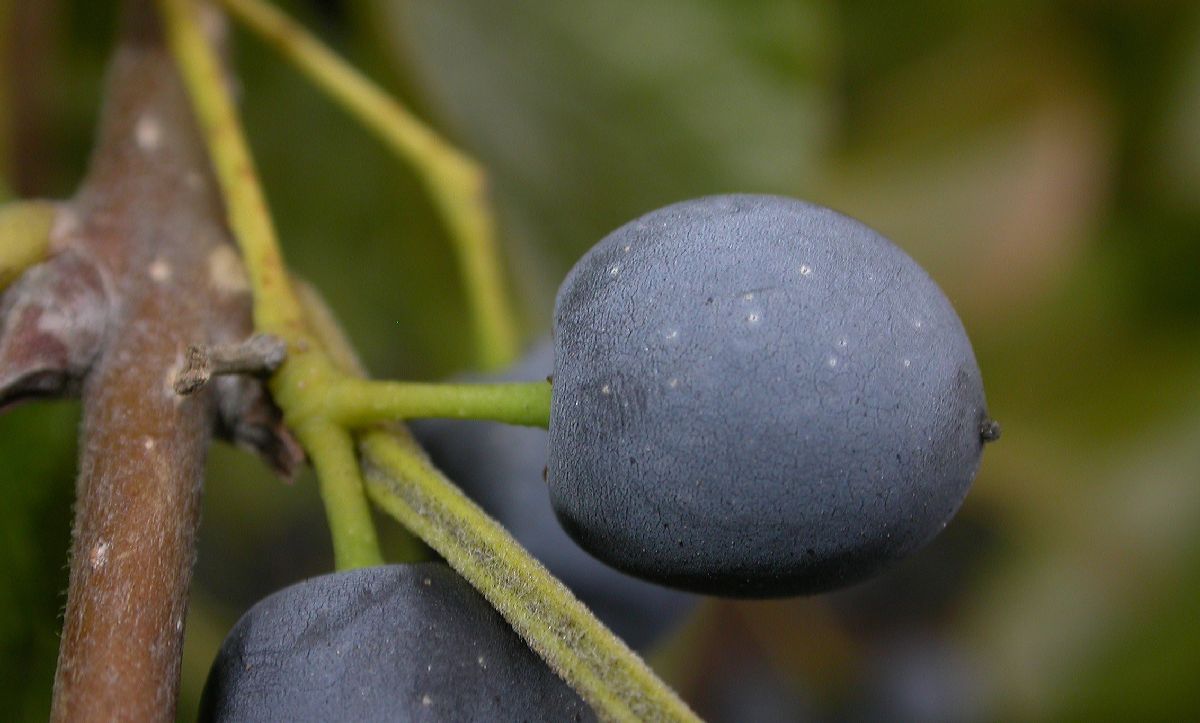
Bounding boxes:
219 0 519 370
160 2 697 718
298 260 697 722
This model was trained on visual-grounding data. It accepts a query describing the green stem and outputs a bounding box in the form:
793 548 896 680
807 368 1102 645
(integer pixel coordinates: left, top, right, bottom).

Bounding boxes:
158 0 383 565
294 419 384 570
219 0 519 370
0 200 55 290
322 379 551 428
360 429 699 723
157 0 303 336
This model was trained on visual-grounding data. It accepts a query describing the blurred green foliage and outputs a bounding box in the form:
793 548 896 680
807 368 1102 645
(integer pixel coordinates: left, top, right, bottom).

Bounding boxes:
2 0 1199 719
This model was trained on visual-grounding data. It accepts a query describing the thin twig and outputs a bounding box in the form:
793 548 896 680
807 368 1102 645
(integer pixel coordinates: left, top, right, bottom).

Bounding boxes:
174 333 286 394
160 1 698 718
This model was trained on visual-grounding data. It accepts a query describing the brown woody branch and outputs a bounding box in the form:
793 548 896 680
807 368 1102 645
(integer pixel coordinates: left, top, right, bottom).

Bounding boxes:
0 1 298 719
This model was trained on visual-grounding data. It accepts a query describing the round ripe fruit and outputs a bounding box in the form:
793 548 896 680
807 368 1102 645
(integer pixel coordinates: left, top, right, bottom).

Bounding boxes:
548 194 996 597
411 340 696 650
199 563 593 722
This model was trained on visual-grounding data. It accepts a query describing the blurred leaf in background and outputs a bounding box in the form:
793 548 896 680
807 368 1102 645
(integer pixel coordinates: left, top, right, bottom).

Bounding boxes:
0 403 78 721
368 0 836 321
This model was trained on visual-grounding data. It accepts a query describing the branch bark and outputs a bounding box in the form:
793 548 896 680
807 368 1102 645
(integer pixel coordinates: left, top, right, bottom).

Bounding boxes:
51 7 231 719
0 2 292 719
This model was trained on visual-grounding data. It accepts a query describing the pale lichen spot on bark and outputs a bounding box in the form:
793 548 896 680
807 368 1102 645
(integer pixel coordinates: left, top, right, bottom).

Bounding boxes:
135 115 163 152
148 259 172 283
89 541 110 571
49 207 80 247
164 351 188 404
198 2 229 46
143 437 156 451
207 245 249 296
34 305 74 338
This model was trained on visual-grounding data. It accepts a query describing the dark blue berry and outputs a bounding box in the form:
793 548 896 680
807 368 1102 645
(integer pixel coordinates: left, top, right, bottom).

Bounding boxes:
548 194 995 597
199 563 593 721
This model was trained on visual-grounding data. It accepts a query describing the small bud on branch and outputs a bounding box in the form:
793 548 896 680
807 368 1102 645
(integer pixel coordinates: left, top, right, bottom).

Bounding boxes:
174 333 285 394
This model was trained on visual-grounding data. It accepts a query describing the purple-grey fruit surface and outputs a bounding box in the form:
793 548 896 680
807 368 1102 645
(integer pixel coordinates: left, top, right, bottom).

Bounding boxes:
199 563 594 722
549 194 993 597
410 339 696 650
